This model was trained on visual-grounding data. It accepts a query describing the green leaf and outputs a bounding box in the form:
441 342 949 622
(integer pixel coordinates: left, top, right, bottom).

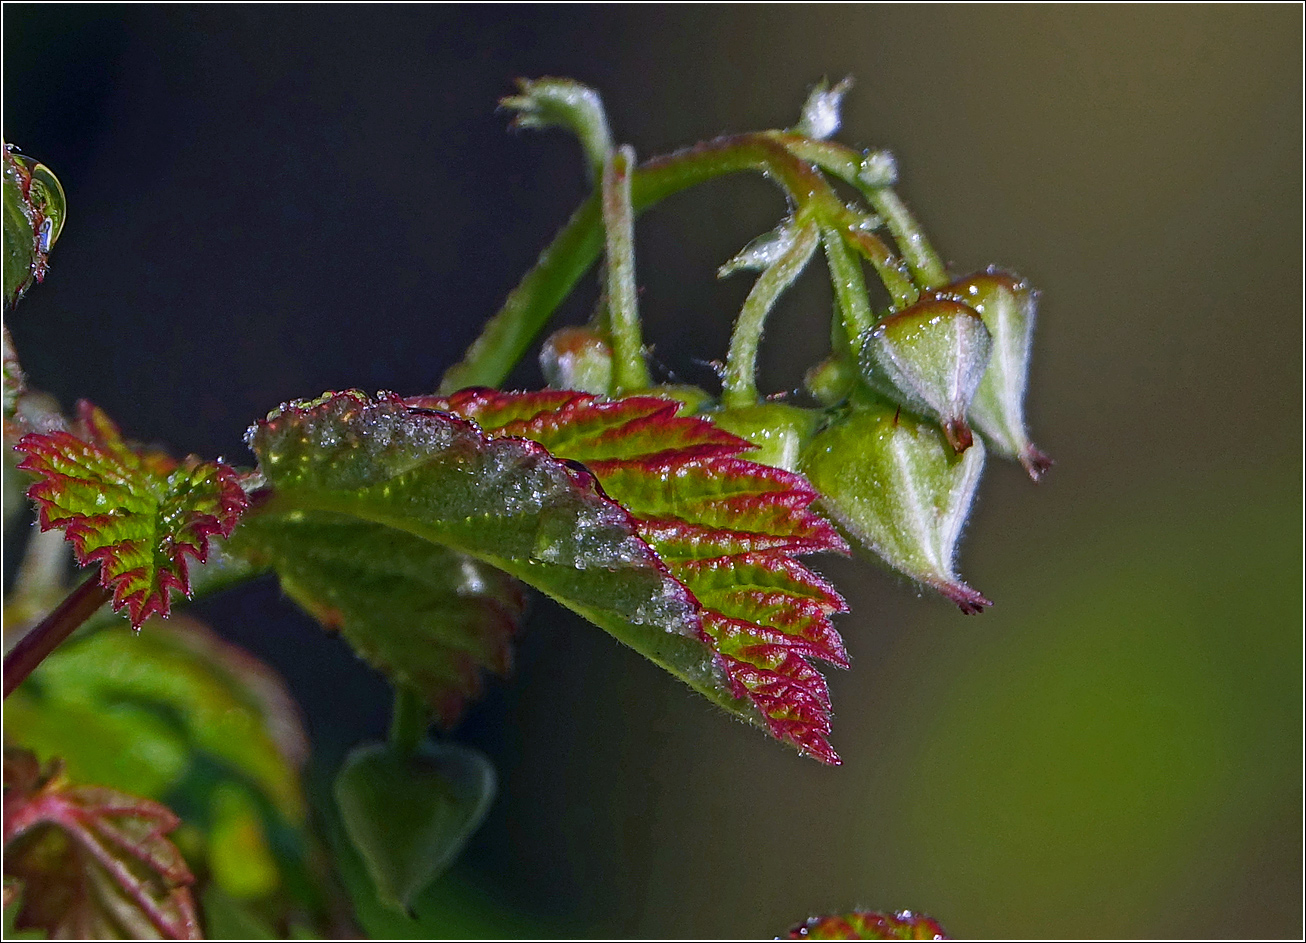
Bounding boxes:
2 749 199 940
230 513 526 725
15 401 250 627
333 740 495 914
419 389 851 764
235 389 848 763
787 910 949 940
3 145 65 311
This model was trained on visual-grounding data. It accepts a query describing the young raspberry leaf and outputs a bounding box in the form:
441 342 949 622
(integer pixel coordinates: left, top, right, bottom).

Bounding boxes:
950 268 1052 480
787 910 949 940
2 749 199 940
230 390 707 733
15 402 249 627
417 389 850 764
3 145 66 310
801 403 990 614
859 295 993 453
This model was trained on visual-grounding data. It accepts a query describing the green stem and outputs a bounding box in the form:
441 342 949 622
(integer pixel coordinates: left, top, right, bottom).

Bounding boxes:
439 198 603 392
866 187 948 289
440 133 918 392
774 133 947 291
601 146 650 392
820 226 875 360
388 685 429 758
722 218 819 409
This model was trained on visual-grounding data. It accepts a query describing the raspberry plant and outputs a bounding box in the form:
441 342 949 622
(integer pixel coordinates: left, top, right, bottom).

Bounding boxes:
3 78 1046 939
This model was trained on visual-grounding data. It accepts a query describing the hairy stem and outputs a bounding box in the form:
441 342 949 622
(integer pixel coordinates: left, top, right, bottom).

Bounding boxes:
775 134 946 290
602 146 650 392
821 226 876 359
865 187 947 289
4 571 111 698
440 133 918 391
722 218 819 409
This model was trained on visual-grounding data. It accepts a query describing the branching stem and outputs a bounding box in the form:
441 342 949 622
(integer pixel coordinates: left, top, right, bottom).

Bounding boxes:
440 132 919 392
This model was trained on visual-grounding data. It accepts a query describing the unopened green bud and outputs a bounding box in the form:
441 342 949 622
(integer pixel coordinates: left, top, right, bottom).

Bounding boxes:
950 268 1052 481
539 326 614 395
800 403 990 613
650 383 714 416
711 402 822 472
335 739 495 914
803 354 856 406
858 295 992 453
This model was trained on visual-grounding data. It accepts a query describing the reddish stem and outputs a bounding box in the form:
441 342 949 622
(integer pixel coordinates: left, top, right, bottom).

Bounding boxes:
3 571 111 698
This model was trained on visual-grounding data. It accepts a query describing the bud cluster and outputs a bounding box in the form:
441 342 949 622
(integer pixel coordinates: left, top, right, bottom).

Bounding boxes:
516 78 1049 612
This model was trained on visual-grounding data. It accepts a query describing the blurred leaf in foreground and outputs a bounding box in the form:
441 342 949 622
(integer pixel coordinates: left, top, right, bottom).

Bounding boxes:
2 748 199 940
3 616 324 930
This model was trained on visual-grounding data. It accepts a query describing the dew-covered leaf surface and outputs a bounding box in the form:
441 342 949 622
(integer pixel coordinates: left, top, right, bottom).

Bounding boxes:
414 389 850 763
236 389 848 761
14 402 249 627
787 910 949 940
2 749 199 940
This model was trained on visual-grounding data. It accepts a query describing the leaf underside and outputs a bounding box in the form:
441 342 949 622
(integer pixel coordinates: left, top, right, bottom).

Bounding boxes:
787 910 949 940
237 388 848 762
2 749 199 940
15 402 249 627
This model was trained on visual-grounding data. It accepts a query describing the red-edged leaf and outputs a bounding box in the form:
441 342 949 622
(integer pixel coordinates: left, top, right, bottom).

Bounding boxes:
2 749 200 940
14 401 249 627
788 910 949 940
229 390 701 731
412 389 850 764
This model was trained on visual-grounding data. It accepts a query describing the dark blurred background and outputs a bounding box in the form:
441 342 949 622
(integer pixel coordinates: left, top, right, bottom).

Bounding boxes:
3 5 1301 938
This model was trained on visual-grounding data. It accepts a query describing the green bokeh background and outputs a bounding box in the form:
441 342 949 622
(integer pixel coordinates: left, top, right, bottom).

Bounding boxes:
4 5 1300 938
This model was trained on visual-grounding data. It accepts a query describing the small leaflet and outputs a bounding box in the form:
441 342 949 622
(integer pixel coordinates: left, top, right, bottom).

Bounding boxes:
15 402 249 627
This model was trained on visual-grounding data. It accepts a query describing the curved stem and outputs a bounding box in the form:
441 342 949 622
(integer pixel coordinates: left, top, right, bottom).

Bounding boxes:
4 570 111 698
865 187 948 289
440 133 919 392
722 218 819 409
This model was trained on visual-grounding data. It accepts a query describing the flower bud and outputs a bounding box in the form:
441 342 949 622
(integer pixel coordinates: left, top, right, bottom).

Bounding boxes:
800 403 990 612
539 326 613 395
711 402 822 472
950 268 1051 480
858 295 992 453
803 354 856 406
